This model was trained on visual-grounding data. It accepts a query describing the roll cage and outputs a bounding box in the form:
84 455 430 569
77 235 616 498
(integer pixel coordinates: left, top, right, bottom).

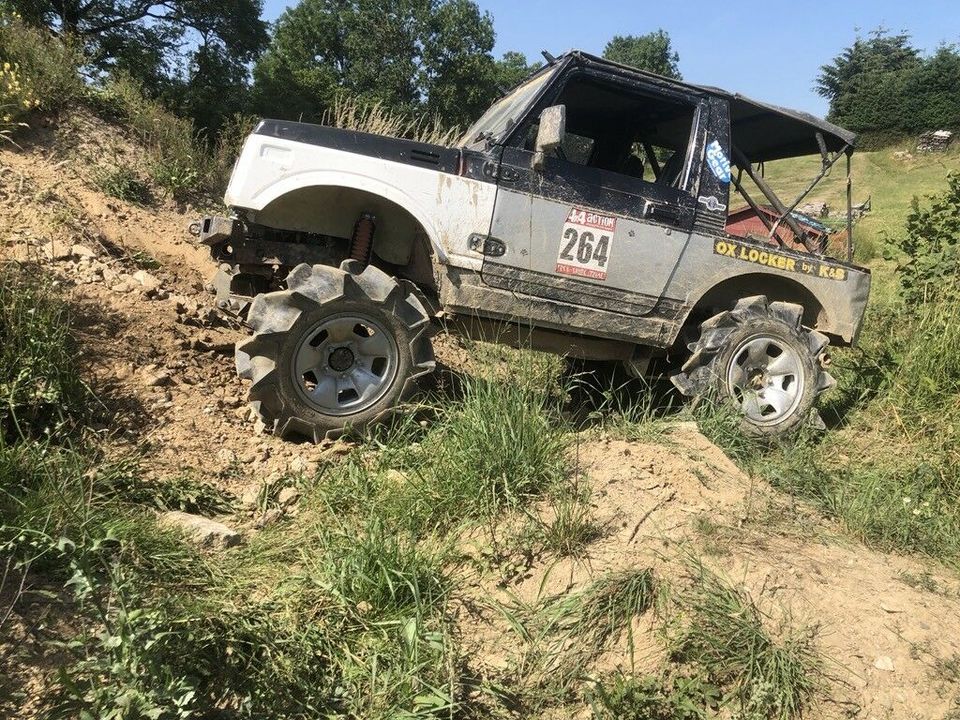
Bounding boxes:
470 51 859 261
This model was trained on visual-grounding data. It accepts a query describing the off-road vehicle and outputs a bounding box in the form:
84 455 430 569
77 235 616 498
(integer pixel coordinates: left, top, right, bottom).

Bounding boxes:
196 50 871 441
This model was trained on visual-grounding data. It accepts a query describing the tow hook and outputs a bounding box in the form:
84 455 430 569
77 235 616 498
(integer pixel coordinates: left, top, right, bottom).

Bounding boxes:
819 352 832 369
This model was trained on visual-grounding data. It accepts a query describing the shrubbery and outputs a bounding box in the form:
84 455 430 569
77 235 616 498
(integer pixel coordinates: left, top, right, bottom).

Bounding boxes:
888 173 960 304
0 11 82 140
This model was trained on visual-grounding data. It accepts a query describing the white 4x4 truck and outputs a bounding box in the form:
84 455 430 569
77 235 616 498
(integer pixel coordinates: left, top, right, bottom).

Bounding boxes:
197 51 871 441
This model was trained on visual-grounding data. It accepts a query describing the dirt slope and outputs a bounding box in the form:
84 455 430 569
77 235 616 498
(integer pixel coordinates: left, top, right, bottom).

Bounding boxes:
461 433 960 718
1 113 346 492
2 113 960 719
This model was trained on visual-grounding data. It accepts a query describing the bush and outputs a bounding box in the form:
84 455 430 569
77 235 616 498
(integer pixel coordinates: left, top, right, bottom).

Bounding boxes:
0 61 36 140
889 173 960 304
89 74 208 199
0 11 83 120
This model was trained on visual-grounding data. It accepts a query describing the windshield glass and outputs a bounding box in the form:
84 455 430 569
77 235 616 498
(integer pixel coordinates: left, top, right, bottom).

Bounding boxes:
459 67 556 147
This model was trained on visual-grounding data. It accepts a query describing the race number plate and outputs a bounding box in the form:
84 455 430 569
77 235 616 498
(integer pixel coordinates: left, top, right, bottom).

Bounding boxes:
555 207 616 281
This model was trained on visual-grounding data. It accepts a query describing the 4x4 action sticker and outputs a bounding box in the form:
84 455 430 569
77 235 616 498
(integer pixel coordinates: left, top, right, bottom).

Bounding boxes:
556 208 615 281
714 238 847 281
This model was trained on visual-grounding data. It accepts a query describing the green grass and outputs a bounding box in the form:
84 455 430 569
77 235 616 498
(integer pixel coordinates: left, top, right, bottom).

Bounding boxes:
327 360 570 536
0 264 93 438
589 672 719 720
530 480 606 559
735 143 960 263
91 163 153 204
669 563 821 720
518 568 658 701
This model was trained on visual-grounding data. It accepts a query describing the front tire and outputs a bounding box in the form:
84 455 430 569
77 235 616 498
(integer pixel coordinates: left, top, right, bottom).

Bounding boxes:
671 296 835 437
236 261 435 442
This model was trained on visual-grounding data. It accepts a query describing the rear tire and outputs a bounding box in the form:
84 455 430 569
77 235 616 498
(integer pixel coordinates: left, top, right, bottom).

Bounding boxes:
671 295 835 437
236 261 435 442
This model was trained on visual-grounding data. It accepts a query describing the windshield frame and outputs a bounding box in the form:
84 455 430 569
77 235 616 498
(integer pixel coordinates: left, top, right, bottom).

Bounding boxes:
459 64 559 149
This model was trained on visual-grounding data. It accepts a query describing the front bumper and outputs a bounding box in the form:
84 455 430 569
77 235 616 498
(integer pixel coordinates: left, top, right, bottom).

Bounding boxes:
191 215 241 247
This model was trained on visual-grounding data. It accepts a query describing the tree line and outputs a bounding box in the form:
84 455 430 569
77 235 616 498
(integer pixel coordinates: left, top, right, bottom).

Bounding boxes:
3 0 681 139
8 2 954 143
817 29 960 136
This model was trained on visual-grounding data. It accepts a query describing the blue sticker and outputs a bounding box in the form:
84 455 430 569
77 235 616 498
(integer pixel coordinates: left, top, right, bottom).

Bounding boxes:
706 140 731 183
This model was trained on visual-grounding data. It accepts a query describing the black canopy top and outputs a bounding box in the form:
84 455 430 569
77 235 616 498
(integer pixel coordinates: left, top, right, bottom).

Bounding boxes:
568 51 857 162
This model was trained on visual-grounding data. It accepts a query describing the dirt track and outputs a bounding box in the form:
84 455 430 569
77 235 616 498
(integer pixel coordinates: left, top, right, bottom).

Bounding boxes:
3 114 960 719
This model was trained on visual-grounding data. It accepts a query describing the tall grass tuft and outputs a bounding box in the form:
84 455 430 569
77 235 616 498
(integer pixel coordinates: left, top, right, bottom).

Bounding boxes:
521 568 657 701
0 265 92 438
425 372 567 519
670 563 821 720
323 92 460 146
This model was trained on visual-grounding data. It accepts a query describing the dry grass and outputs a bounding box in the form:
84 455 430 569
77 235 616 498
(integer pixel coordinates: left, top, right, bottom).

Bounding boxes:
322 93 460 146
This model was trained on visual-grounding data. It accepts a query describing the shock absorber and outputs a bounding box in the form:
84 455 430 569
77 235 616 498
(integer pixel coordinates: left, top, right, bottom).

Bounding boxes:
348 213 377 268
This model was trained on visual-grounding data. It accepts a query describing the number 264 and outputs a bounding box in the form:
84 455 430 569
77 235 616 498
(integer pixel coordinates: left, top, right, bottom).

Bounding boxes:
560 228 610 267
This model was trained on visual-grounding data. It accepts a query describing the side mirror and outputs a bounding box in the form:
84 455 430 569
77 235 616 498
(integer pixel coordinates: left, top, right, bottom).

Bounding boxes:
533 105 565 173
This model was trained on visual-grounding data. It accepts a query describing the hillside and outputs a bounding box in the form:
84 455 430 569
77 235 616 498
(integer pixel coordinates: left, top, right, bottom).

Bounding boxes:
3 110 960 720
738 142 960 262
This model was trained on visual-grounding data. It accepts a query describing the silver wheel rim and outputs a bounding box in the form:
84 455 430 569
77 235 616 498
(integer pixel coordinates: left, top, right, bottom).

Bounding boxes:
725 334 805 425
291 312 399 417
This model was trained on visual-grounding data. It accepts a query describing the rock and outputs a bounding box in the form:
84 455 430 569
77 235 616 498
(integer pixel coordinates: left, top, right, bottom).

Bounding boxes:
71 243 97 259
288 456 315 475
41 240 72 261
278 487 300 507
873 656 895 672
254 507 282 529
158 511 241 549
133 269 162 292
112 280 138 294
239 483 264 510
144 371 173 387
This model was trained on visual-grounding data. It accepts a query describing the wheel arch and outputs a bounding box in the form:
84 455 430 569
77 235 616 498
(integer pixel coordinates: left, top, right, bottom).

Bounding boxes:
680 272 831 342
243 172 447 271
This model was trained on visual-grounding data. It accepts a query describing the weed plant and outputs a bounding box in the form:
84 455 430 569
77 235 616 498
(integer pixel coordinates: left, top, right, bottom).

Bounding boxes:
669 563 821 720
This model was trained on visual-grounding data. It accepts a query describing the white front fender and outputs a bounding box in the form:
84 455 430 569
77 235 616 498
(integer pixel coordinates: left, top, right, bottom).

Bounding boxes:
225 136 497 266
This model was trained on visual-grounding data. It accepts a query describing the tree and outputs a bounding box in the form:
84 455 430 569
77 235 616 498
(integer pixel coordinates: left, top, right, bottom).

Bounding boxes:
252 0 500 129
491 51 541 92
10 0 269 133
602 30 681 79
817 30 960 135
816 29 920 104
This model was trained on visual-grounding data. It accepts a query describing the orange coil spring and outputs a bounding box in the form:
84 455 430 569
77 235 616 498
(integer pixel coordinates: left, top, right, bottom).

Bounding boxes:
349 214 376 266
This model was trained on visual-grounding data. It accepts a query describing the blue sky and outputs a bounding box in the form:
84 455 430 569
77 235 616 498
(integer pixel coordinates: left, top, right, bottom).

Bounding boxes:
262 0 960 117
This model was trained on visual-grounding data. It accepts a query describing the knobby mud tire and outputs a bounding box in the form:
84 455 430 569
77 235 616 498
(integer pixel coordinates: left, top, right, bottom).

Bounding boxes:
671 295 836 437
235 261 435 442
